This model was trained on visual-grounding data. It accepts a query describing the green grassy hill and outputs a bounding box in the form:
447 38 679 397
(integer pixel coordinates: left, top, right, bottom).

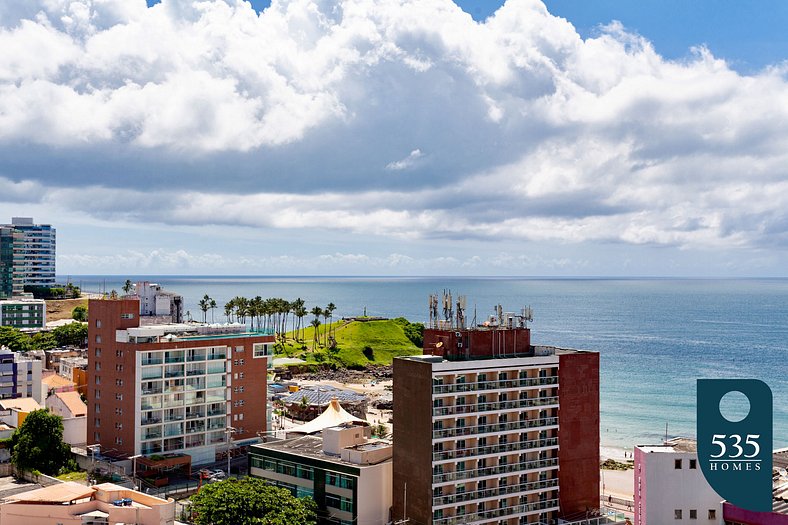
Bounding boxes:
277 318 423 368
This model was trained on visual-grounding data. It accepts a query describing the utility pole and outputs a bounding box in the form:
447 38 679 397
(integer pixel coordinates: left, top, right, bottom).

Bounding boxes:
393 482 409 524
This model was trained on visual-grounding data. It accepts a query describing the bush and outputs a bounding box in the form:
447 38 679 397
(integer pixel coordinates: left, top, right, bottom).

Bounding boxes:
362 346 374 360
72 305 88 322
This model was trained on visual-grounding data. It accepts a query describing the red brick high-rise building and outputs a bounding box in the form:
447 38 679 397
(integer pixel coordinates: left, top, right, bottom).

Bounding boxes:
393 299 599 525
87 297 273 466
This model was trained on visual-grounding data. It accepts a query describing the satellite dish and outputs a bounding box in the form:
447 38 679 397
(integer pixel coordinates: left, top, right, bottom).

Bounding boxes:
435 342 443 348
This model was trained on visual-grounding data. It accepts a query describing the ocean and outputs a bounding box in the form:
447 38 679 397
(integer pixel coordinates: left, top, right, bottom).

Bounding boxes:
64 275 788 450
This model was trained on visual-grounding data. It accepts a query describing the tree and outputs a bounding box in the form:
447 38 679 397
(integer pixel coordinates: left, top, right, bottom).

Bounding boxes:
209 298 217 324
72 305 88 322
52 322 88 347
0 326 31 352
190 477 317 525
122 279 133 295
199 295 211 323
30 331 57 351
11 409 72 475
325 303 336 339
310 318 321 349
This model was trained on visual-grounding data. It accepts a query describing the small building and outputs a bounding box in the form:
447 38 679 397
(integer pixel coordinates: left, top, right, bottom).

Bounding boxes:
634 439 723 525
46 390 87 446
250 417 392 525
134 281 184 323
0 298 46 329
0 397 42 428
39 371 76 404
0 349 42 400
0 481 175 525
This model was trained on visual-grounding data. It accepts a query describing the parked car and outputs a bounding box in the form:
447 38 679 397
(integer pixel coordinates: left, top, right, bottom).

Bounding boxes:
210 469 226 479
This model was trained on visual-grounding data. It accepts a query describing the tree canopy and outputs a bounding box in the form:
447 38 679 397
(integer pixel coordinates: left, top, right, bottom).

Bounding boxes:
72 305 88 322
190 477 317 525
11 409 72 475
0 326 31 352
52 322 88 347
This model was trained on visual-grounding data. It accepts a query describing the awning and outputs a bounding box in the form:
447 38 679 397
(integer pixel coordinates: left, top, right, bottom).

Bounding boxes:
289 398 367 434
80 510 110 518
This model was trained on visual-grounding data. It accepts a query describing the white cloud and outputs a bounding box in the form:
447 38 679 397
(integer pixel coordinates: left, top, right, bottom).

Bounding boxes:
1 0 788 268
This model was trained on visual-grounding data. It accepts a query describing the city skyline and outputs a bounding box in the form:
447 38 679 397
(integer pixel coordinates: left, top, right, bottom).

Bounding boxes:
2 0 787 277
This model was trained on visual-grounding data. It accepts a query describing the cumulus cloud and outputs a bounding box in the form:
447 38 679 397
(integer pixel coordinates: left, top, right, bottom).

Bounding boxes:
1 0 788 260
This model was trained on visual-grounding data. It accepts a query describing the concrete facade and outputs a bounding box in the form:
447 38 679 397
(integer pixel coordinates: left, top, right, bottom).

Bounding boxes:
393 339 599 525
88 297 273 465
0 298 46 329
634 440 723 525
0 227 23 299
3 217 56 287
0 350 42 400
250 424 392 525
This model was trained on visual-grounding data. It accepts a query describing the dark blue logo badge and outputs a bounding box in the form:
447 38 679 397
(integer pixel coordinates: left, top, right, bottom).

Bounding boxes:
697 379 772 512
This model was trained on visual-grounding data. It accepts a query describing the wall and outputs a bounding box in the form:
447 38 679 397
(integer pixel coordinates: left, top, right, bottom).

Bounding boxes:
423 327 531 360
723 502 788 525
557 350 600 515
635 447 722 525
62 416 86 446
357 461 393 525
392 357 432 525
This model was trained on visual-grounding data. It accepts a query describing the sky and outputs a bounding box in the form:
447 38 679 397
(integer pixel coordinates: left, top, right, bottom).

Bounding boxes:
1 0 787 277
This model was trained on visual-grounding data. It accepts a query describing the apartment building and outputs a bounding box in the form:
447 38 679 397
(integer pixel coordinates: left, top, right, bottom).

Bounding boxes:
87 297 274 465
0 349 43 400
2 217 56 287
0 298 46 328
0 226 23 299
393 300 599 525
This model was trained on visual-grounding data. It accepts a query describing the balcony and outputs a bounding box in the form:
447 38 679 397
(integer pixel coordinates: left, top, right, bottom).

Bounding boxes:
433 478 559 507
433 457 558 485
141 358 163 366
433 396 559 417
433 416 558 439
433 376 558 395
141 417 162 426
433 437 559 462
433 498 559 525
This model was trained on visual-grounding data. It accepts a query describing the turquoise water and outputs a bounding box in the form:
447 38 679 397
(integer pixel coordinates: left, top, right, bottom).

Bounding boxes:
66 276 788 449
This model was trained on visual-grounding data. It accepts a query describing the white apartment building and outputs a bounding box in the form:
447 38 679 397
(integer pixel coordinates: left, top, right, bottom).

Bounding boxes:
0 349 42 400
4 217 56 287
634 439 723 525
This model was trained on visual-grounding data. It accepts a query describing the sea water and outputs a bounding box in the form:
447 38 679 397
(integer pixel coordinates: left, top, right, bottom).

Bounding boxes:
66 275 788 449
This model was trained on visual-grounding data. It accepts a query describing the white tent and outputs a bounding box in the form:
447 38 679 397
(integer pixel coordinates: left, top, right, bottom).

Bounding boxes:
289 397 367 435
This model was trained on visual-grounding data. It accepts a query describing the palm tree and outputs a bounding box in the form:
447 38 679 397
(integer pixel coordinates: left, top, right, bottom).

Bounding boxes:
310 318 321 350
326 302 336 339
322 307 331 346
310 307 323 347
198 294 211 323
224 300 234 323
209 298 217 324
122 279 133 295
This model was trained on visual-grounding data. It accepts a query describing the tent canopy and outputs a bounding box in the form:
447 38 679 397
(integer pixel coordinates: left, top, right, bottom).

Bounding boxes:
289 398 367 435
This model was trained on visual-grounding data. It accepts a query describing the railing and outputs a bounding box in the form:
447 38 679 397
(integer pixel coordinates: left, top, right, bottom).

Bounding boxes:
141 418 161 426
433 416 558 439
165 356 184 363
433 396 559 417
142 431 163 440
433 457 559 484
433 498 559 525
141 358 163 366
433 437 558 462
187 353 206 362
433 376 558 395
207 409 225 417
164 413 183 422
185 412 204 420
434 478 559 506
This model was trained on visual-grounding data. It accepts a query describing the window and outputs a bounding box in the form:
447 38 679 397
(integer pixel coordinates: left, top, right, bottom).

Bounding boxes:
115 408 122 415
95 389 101 399
95 348 101 358
689 509 697 520
95 403 100 413
708 510 716 520
116 364 123 372
115 437 123 445
675 509 682 519
115 393 123 401
239 372 244 379
253 343 270 358
95 362 101 371
95 376 101 385
240 359 245 366
235 346 244 353
95 335 102 344
116 379 123 386
95 319 102 328
116 350 123 358
94 418 101 427
675 459 682 469
689 459 697 469
121 313 135 319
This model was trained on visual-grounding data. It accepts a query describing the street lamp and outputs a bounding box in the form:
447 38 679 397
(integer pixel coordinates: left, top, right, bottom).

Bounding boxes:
86 444 100 482
225 427 236 476
129 454 142 491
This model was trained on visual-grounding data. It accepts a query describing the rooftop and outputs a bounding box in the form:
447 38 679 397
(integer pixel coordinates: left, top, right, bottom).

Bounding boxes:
637 437 697 454
0 397 41 412
253 434 391 468
282 386 367 407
